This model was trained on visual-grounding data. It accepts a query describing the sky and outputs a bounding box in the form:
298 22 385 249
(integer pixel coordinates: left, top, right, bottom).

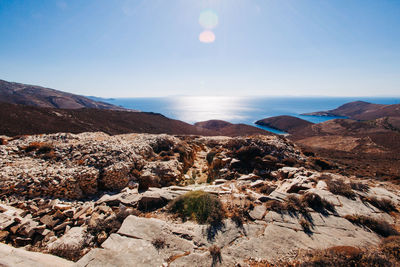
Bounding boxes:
0 0 400 97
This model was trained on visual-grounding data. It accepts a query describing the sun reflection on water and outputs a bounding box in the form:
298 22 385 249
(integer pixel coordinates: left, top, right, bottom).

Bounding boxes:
168 96 254 124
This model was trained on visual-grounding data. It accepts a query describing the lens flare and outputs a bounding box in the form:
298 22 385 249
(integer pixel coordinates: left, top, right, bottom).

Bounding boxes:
199 30 216 43
199 9 218 29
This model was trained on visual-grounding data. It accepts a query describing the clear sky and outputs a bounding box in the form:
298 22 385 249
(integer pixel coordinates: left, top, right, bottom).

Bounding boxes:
1 0 400 97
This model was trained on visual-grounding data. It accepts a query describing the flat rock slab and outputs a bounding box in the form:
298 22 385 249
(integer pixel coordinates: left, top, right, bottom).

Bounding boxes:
117 215 166 241
0 242 73 267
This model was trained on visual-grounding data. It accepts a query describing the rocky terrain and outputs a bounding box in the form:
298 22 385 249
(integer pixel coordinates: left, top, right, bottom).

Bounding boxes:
0 132 399 266
255 116 314 134
0 79 123 110
303 100 400 121
195 120 274 136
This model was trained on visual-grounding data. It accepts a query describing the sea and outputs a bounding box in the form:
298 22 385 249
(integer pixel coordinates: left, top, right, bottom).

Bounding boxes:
100 96 400 134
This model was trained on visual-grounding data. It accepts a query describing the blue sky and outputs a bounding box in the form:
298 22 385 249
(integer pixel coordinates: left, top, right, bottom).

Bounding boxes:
0 0 399 97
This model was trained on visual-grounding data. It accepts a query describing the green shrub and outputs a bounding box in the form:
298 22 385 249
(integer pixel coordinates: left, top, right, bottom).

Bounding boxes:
168 191 226 225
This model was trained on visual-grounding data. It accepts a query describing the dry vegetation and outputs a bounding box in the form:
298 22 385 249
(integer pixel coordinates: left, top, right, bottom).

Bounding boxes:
344 215 399 237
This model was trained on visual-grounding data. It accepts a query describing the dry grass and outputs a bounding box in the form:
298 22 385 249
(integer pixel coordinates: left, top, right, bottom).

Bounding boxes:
380 236 400 260
344 214 399 237
350 181 370 192
363 196 397 213
325 178 356 199
209 245 222 267
300 192 335 214
299 218 312 233
49 244 86 262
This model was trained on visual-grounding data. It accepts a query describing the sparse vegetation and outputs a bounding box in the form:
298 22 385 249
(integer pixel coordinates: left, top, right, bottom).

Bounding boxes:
380 236 400 260
350 181 370 192
344 214 399 237
206 150 218 165
301 192 335 214
152 237 166 250
0 138 7 145
325 178 356 199
209 245 222 267
300 218 312 233
293 246 394 267
168 190 226 225
49 244 86 262
363 196 397 213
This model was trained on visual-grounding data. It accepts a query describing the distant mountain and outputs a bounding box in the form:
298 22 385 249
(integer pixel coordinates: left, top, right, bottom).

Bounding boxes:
255 115 314 134
195 120 274 136
0 79 124 110
302 100 400 120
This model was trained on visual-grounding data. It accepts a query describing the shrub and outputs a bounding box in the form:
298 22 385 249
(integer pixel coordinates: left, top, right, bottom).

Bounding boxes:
295 246 393 267
168 191 226 225
152 237 166 250
344 214 399 237
206 150 218 165
0 138 7 145
364 196 397 213
300 218 312 233
209 245 222 267
350 181 370 192
325 179 356 199
381 236 400 260
300 192 335 214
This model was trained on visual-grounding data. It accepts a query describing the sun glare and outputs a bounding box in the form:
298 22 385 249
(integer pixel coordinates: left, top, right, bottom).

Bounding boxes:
199 30 216 43
198 9 218 44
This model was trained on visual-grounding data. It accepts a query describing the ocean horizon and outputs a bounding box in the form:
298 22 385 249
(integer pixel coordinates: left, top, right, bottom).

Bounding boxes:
100 96 400 134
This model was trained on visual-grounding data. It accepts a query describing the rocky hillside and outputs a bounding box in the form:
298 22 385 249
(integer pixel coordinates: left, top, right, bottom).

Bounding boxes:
255 116 314 134
195 120 274 136
0 132 399 266
303 100 400 120
0 79 123 110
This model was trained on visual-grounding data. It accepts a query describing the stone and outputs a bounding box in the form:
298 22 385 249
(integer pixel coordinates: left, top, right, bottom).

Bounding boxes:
249 205 267 220
0 242 74 267
117 215 166 241
40 215 60 228
48 227 89 251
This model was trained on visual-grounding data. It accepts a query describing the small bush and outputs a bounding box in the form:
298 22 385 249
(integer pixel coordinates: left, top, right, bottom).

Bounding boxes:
364 196 397 213
300 218 312 233
209 245 222 267
0 138 7 145
206 150 218 165
381 236 400 260
350 181 370 192
344 214 399 237
168 191 226 225
325 179 356 199
300 193 335 214
152 237 166 250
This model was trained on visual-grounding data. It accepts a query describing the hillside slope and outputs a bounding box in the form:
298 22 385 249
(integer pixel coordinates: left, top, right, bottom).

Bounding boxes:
0 79 123 110
255 115 313 133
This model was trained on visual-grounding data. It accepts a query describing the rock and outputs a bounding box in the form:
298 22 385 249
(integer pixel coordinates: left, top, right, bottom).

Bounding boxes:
238 173 259 181
140 160 182 189
214 179 227 185
40 215 60 228
0 242 74 267
117 215 166 241
0 230 9 241
249 205 267 220
48 227 90 252
101 162 132 191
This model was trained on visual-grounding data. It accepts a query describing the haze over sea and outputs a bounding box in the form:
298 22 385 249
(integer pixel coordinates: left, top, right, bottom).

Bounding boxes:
103 97 400 134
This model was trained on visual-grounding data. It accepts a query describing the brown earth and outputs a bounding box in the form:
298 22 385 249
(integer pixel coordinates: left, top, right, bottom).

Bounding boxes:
303 100 400 120
0 103 273 137
0 79 123 110
255 115 314 134
195 120 274 137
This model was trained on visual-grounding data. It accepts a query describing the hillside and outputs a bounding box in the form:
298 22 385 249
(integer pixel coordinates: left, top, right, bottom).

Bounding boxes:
303 100 400 120
0 132 399 266
0 79 123 110
195 120 274 136
0 102 216 137
255 115 314 134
